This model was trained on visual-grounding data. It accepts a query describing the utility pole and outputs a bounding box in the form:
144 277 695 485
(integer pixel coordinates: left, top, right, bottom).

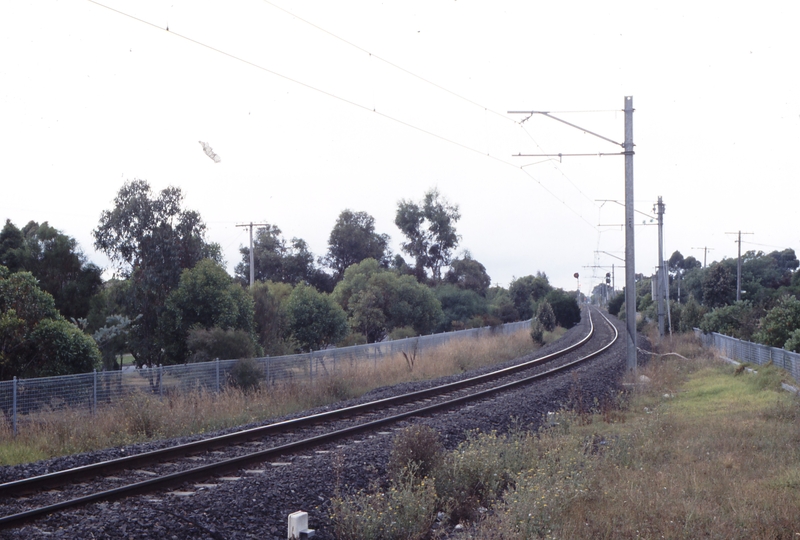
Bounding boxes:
655 197 666 337
236 222 269 287
725 231 754 301
623 96 636 373
509 96 636 373
691 246 714 268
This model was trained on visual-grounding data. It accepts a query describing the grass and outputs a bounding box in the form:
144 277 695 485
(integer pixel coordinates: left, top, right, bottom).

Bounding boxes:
481 333 800 539
332 331 800 539
0 326 556 466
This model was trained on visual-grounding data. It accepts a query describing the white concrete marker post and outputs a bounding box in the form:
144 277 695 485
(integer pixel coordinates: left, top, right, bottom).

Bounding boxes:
288 511 315 539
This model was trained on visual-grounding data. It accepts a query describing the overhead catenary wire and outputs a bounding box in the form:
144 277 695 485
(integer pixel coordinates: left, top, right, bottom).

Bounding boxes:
259 0 518 126
85 0 601 234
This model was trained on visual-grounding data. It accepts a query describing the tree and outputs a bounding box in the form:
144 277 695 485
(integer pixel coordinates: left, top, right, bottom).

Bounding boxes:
607 291 625 317
487 286 519 323
323 210 391 280
186 327 258 364
434 284 487 332
699 301 760 340
702 262 736 308
93 179 220 366
544 289 581 328
536 300 556 332
754 295 800 348
0 219 102 320
159 259 257 364
508 273 552 320
0 220 25 271
250 280 295 356
445 252 491 296
235 224 330 290
92 314 137 371
332 259 442 342
1 266 100 379
285 283 348 351
395 188 461 282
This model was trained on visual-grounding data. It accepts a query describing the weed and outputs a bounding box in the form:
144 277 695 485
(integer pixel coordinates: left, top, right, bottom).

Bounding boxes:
331 466 437 540
387 424 444 481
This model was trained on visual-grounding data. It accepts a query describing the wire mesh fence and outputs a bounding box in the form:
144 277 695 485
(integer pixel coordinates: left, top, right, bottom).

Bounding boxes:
0 320 532 435
695 330 800 382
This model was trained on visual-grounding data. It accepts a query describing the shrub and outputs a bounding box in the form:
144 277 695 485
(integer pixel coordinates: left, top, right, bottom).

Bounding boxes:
699 301 759 340
536 300 556 332
387 424 444 481
545 289 581 328
434 431 535 523
608 291 625 317
755 295 800 348
187 327 258 363
388 326 417 340
785 328 800 353
331 467 437 540
679 294 706 332
530 319 544 345
228 357 264 392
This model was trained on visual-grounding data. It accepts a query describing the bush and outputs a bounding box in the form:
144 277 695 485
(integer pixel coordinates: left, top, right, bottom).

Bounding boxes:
228 357 264 392
754 295 800 348
785 328 800 353
679 294 705 332
187 327 258 363
608 291 625 317
388 326 417 340
536 300 556 332
331 467 437 540
387 424 444 481
530 319 544 345
545 289 581 328
434 430 536 523
699 301 759 340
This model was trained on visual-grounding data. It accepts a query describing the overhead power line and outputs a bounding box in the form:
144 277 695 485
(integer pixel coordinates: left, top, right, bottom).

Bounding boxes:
86 0 600 232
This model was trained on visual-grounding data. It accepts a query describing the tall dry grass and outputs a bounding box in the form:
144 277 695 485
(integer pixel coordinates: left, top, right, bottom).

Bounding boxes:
473 332 800 539
1 328 547 466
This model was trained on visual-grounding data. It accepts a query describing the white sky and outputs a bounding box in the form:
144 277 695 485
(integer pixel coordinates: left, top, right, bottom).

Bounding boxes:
1 1 798 292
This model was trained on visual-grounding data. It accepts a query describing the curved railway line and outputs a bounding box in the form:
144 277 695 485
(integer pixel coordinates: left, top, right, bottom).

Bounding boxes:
0 306 619 532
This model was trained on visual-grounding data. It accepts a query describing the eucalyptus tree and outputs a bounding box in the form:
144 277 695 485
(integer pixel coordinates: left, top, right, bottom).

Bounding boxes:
93 179 220 366
395 188 461 283
323 209 391 280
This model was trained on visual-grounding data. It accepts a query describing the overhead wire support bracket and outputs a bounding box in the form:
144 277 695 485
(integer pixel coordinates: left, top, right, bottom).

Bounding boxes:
513 152 625 159
508 110 625 148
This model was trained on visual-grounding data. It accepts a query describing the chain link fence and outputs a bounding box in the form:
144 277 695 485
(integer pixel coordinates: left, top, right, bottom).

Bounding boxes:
695 330 800 382
0 320 531 435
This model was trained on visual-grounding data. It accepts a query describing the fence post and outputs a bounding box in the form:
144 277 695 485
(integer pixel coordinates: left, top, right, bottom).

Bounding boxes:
215 358 220 393
266 357 271 386
12 376 17 438
309 352 313 386
93 369 97 416
159 364 163 398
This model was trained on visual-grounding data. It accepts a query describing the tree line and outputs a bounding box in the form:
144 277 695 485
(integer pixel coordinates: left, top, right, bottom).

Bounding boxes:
597 248 800 352
1 179 579 380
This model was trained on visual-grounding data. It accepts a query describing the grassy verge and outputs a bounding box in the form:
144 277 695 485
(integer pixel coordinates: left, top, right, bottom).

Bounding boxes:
0 327 559 466
332 333 800 539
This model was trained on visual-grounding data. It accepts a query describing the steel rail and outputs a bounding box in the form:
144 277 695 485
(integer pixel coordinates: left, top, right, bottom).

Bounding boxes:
0 308 596 498
0 308 617 530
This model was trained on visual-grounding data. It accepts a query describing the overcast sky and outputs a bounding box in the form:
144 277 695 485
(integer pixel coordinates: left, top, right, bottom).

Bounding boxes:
1 1 798 292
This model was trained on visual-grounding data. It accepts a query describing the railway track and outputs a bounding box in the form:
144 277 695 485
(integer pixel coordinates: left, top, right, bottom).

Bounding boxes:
0 306 618 531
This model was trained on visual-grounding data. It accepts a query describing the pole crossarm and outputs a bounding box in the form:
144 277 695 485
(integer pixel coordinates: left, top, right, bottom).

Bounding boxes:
513 152 625 158
508 110 624 148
